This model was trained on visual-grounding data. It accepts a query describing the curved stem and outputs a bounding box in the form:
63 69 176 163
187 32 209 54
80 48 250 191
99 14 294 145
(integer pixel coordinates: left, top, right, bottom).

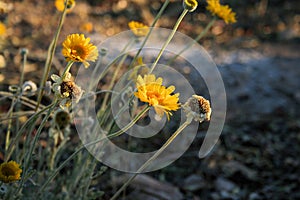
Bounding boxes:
110 118 192 200
149 9 189 73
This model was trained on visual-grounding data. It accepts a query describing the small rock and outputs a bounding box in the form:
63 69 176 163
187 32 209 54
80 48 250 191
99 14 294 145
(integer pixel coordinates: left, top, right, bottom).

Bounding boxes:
215 177 238 192
222 160 258 181
183 174 206 191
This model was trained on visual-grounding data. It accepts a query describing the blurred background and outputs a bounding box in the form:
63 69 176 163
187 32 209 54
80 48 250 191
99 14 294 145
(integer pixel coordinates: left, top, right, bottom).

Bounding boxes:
0 0 300 199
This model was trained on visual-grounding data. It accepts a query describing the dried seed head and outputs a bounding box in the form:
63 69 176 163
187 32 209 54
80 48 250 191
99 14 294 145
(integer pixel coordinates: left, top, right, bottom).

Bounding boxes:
60 80 82 102
182 95 211 123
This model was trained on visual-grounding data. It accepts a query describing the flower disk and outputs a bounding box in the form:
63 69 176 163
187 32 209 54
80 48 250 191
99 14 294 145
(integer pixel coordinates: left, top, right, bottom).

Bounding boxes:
0 161 22 183
206 0 236 24
62 33 98 68
128 21 149 37
134 74 180 120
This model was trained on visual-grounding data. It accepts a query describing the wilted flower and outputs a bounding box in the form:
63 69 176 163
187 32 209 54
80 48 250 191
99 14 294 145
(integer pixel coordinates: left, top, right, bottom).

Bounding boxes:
128 21 149 37
51 72 83 107
182 95 211 123
206 0 236 24
183 0 198 12
134 74 180 120
62 33 98 68
0 161 22 183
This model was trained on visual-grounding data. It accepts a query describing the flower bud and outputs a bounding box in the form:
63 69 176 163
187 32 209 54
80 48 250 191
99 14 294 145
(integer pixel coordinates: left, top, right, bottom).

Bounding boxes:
183 0 198 12
22 80 37 96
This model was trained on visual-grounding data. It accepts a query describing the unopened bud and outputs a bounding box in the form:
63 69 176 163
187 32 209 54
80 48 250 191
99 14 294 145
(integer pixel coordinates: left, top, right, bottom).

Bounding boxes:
183 0 198 12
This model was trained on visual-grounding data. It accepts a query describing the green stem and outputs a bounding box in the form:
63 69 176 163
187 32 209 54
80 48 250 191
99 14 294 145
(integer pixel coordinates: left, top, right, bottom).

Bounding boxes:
99 38 134 112
16 100 58 195
168 18 216 65
61 61 74 79
4 102 54 162
36 5 68 111
129 0 171 69
5 98 16 152
110 118 192 200
149 9 189 73
38 105 150 194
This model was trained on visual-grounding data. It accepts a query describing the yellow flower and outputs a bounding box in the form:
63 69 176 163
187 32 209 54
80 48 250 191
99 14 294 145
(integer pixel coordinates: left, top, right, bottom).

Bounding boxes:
0 22 6 36
206 0 236 24
0 161 22 183
128 21 149 37
134 74 180 120
62 33 98 68
55 0 76 12
183 0 198 12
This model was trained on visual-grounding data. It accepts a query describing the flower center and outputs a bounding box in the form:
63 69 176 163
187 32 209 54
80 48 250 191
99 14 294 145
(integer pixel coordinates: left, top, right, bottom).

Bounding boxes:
147 91 163 104
71 45 86 60
1 166 15 176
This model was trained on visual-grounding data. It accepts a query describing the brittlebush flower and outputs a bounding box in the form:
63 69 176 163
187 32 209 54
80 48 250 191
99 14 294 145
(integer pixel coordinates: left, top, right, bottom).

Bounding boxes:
182 95 211 123
128 21 149 37
134 74 180 120
62 33 98 68
206 0 236 24
55 0 76 12
0 161 22 183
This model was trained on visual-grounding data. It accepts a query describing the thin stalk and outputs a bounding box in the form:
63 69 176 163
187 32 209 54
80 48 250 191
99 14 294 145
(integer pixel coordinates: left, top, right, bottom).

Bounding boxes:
0 91 46 111
61 61 74 79
4 103 54 162
99 38 134 112
39 105 150 194
81 157 97 198
149 9 189 73
36 4 68 111
14 50 28 157
168 18 216 65
16 101 58 195
129 0 171 69
110 118 192 200
5 98 15 152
